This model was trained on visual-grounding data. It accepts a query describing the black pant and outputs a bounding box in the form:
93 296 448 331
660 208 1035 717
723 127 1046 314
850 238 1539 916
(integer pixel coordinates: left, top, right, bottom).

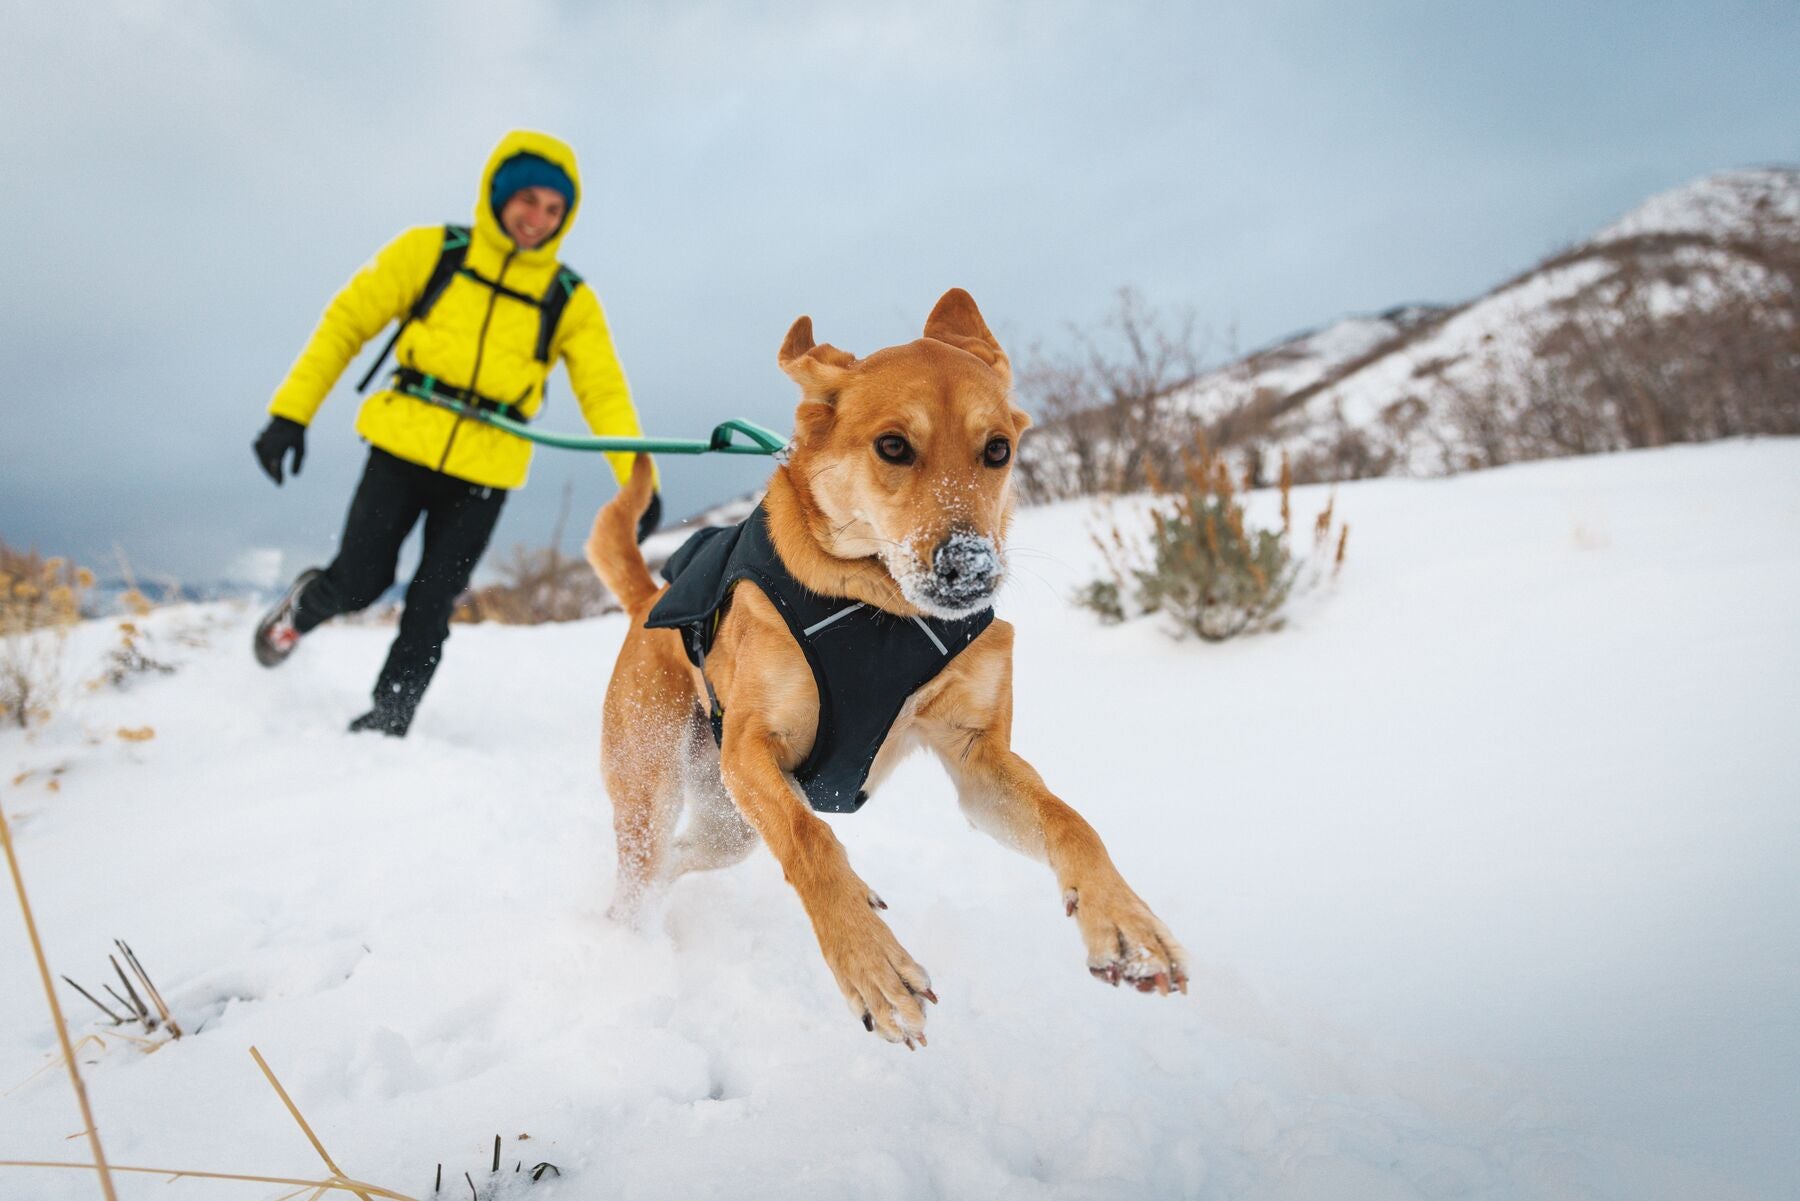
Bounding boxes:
295 448 506 715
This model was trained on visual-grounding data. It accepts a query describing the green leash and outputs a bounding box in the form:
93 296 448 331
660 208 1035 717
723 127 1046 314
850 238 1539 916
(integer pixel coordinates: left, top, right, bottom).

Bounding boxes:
396 375 789 457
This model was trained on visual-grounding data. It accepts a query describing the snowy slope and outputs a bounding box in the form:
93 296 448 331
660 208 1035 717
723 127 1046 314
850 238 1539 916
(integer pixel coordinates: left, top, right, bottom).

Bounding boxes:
1157 168 1800 481
3 440 1799 1200
1594 167 1800 243
1172 306 1443 424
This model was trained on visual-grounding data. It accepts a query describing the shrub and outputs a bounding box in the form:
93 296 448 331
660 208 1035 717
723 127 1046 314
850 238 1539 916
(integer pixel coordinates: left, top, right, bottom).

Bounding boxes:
1081 442 1346 642
0 542 93 727
454 543 614 625
92 595 175 692
1014 287 1210 502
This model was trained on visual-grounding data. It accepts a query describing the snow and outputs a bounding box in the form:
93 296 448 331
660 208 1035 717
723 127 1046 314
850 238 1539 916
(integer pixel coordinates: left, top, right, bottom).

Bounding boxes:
1594 168 1800 244
1160 168 1800 481
1169 313 1416 425
4 440 1799 1200
1321 258 1610 433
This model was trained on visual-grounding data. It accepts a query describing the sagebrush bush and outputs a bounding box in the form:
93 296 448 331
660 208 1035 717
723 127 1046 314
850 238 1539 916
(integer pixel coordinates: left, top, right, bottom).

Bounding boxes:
92 591 175 692
1081 443 1346 641
0 542 93 727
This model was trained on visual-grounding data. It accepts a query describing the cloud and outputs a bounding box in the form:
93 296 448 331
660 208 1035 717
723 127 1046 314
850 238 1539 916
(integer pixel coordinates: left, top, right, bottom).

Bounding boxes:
3 1 1796 581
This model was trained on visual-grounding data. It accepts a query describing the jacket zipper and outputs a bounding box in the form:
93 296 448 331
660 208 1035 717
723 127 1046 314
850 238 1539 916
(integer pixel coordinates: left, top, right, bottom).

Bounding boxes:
435 248 516 473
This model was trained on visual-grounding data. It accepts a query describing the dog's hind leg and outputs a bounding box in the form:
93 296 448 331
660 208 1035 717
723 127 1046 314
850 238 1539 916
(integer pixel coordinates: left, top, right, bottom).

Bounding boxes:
602 661 693 925
667 728 760 878
604 759 683 925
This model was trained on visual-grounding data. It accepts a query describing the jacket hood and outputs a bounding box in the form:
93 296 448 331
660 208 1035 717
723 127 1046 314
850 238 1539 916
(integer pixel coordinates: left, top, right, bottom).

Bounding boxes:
475 129 582 262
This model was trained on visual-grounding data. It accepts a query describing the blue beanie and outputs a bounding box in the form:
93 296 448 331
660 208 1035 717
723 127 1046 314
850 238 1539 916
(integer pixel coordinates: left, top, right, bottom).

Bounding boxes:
489 152 576 223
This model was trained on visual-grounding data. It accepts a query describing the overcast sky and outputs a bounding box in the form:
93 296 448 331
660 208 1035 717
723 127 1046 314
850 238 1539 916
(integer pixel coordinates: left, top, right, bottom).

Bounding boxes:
3 1 1796 586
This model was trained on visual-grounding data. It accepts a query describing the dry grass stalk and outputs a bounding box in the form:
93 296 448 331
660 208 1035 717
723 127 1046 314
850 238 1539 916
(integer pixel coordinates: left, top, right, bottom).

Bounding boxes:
252 1045 379 1201
3 1033 117 1098
0 793 119 1200
2 791 416 1201
62 974 126 1024
60 944 188 1043
0 1160 415 1199
116 939 182 1037
1 1047 420 1199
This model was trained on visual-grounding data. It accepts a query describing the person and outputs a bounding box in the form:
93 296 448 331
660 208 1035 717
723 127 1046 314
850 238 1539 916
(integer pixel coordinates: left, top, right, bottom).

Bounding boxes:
250 129 658 736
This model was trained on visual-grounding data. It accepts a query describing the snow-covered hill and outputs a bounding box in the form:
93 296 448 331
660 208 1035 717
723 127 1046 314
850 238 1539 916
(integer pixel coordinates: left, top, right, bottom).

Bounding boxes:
1163 168 1800 481
1594 166 1800 244
3 440 1798 1199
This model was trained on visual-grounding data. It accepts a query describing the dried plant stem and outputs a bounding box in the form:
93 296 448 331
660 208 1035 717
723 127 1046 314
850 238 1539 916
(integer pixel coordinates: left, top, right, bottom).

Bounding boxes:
0 1160 417 1199
251 1045 379 1201
0 795 120 1201
61 974 127 1024
2 1034 119 1100
102 982 143 1022
116 939 182 1037
110 955 151 1025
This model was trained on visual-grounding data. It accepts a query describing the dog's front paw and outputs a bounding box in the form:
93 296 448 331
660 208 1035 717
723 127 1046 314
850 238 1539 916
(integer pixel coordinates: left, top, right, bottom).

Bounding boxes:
817 905 937 1048
1063 879 1189 996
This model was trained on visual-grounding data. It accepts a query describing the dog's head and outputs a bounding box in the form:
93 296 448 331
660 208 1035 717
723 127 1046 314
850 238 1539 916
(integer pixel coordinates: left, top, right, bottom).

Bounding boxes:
778 288 1032 619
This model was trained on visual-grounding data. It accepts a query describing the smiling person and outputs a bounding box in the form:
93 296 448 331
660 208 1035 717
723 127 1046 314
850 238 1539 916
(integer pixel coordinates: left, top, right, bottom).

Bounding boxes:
250 129 659 737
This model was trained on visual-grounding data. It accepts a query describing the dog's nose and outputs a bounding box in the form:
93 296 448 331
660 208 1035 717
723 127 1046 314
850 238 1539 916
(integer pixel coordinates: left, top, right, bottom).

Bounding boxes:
932 530 1000 602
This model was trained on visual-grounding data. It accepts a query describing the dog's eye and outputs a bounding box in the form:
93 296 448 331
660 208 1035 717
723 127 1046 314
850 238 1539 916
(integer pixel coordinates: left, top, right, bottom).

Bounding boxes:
874 434 915 465
983 437 1011 468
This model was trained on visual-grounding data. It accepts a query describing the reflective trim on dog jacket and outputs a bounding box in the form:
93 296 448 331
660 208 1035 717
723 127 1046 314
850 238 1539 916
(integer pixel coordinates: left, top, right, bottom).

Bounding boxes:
644 504 995 813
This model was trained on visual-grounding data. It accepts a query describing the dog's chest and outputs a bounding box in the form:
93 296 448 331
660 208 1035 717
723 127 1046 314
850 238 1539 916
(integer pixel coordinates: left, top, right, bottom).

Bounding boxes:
646 505 994 813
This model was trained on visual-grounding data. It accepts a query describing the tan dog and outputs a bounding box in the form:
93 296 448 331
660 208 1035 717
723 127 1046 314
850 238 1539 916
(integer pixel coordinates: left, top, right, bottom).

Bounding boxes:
587 289 1188 1047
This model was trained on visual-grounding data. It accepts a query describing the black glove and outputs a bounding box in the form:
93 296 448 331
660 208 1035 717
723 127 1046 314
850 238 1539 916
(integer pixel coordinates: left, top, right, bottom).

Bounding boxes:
254 416 307 485
637 490 662 544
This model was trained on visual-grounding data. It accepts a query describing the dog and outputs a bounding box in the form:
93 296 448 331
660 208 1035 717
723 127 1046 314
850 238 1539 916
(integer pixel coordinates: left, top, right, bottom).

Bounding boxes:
586 289 1188 1047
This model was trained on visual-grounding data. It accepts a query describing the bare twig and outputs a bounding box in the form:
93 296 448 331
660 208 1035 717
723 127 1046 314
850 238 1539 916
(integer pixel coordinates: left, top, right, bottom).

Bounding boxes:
116 939 182 1037
101 982 144 1022
61 975 126 1024
109 954 152 1028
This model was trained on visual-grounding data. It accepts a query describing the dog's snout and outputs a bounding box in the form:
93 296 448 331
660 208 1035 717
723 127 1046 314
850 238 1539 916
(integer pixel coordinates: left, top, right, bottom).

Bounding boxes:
931 530 1000 603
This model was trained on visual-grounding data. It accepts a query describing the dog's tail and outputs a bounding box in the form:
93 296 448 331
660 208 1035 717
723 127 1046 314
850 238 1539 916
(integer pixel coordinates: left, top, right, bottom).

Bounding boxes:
587 454 660 613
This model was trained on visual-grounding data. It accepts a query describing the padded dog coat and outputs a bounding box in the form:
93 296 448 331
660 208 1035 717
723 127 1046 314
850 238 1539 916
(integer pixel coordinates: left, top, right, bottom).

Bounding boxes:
644 505 995 812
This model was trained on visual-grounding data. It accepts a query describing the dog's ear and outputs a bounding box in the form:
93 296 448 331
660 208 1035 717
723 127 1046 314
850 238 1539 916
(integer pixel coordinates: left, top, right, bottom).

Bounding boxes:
778 316 857 394
780 316 858 445
923 288 1011 389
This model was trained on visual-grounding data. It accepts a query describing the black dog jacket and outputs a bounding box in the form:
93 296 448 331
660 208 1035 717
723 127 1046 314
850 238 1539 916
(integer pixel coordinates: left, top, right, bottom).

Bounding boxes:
644 505 995 813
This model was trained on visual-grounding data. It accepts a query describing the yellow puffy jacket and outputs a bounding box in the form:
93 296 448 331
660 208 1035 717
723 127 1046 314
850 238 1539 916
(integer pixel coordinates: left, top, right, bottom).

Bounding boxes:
268 130 646 490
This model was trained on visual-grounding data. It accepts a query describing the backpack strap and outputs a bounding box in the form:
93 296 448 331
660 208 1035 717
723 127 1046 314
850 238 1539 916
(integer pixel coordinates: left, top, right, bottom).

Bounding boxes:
357 224 472 392
535 265 583 364
357 226 581 391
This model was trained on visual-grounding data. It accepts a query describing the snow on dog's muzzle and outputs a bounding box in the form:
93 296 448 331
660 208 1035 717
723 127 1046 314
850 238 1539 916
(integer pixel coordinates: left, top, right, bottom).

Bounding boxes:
922 529 1001 615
